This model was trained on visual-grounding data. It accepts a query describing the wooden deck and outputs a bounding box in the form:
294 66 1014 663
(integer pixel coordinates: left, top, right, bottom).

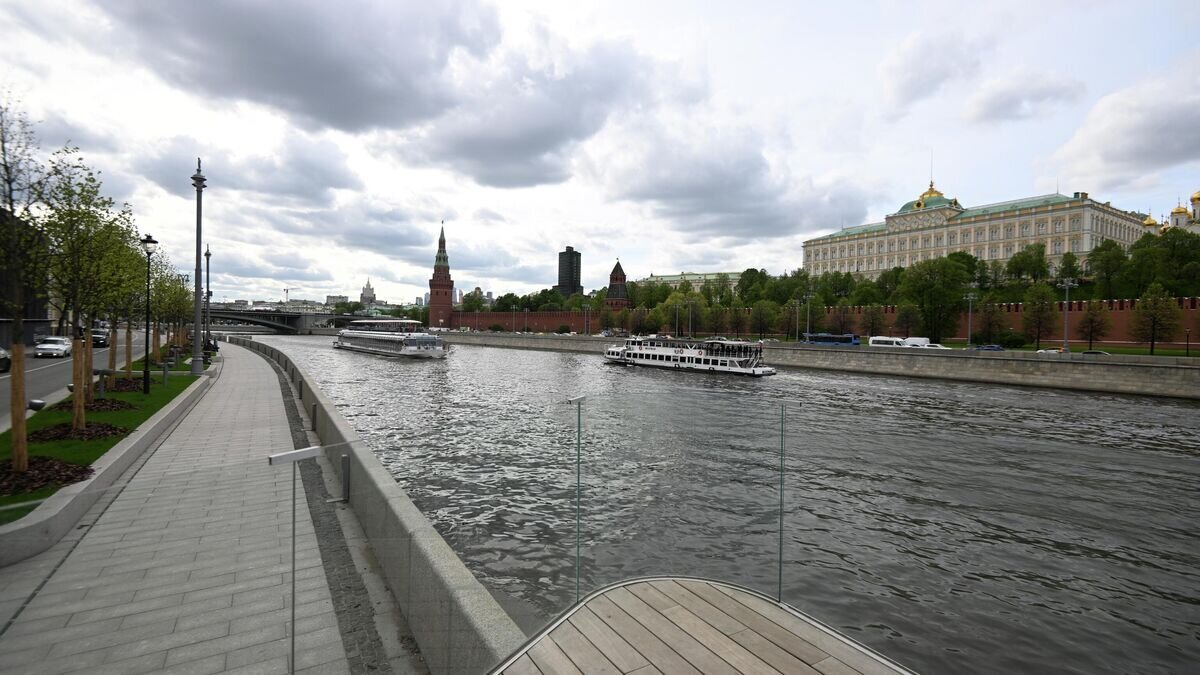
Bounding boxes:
492 577 916 675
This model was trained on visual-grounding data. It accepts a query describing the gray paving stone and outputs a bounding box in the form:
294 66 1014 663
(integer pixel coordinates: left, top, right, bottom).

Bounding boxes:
47 617 177 658
164 622 285 666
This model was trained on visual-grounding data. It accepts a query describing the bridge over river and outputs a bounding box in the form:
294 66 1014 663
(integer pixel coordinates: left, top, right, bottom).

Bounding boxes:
209 309 355 333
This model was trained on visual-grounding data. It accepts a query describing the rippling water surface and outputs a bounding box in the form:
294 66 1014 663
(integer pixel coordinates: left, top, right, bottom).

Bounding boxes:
259 335 1199 674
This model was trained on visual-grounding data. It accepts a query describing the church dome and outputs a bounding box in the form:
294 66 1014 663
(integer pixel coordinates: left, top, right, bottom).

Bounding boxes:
1171 204 1189 215
1191 190 1200 203
919 181 944 200
898 181 957 213
1142 214 1158 226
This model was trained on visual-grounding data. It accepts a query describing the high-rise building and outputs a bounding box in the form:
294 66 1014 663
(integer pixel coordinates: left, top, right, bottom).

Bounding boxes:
325 295 348 306
360 279 376 305
555 246 583 297
415 296 423 306
428 226 454 329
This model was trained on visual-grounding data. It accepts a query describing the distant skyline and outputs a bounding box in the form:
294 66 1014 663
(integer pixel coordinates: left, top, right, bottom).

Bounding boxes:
2 1 1197 304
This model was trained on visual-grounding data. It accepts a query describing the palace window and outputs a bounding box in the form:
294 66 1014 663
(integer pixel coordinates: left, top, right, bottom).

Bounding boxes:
1070 238 1081 252
949 232 957 245
1070 216 1081 231
1037 220 1047 234
1053 218 1063 233
1004 244 1013 257
1004 225 1014 239
1021 222 1031 236
1053 240 1063 254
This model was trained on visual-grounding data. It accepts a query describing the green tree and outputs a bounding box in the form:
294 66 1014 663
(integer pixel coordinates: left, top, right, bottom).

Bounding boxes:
1022 283 1058 349
462 288 485 312
860 304 886 337
1087 239 1128 300
829 298 854 334
875 267 904 303
736 268 768 304
977 298 1008 344
849 280 883 306
334 300 364 314
1006 243 1050 283
897 257 970 342
750 300 779 339
1130 282 1181 355
1076 300 1110 350
729 307 749 338
1057 251 1082 281
492 292 521 312
894 302 919 338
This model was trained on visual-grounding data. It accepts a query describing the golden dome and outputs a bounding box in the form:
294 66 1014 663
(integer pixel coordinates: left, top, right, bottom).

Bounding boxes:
1142 214 1158 226
1172 204 1189 215
919 181 944 200
1191 190 1200 203
1160 222 1172 234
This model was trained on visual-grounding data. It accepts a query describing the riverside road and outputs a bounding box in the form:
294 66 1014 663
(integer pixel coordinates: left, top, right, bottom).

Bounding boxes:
260 334 1199 675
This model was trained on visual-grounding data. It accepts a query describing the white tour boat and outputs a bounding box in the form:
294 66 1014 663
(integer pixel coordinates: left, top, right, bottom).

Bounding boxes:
333 319 450 359
603 335 777 376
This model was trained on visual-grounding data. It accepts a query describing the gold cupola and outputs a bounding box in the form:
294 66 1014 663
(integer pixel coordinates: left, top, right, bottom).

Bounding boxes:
1191 190 1200 203
919 181 944 200
1171 204 1189 215
1142 214 1158 227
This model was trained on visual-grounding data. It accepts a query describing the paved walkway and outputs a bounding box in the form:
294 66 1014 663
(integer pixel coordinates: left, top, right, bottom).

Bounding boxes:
0 344 351 674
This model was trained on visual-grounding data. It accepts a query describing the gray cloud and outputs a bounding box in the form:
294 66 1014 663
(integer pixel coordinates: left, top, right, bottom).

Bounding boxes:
97 1 500 132
966 73 1084 122
135 132 360 203
1053 57 1200 190
472 208 508 223
37 112 119 154
216 249 333 284
393 41 650 187
878 32 982 115
589 119 867 240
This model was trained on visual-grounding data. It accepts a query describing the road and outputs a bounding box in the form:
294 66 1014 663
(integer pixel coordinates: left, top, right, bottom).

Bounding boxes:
0 332 150 433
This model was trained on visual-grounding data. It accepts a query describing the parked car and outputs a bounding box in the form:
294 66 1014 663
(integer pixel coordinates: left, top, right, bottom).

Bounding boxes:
922 343 952 349
0 346 10 372
968 344 1005 351
1082 350 1111 355
1037 347 1066 354
91 329 110 347
34 336 72 358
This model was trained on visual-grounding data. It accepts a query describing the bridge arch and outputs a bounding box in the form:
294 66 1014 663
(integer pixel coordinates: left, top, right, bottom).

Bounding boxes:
209 310 299 334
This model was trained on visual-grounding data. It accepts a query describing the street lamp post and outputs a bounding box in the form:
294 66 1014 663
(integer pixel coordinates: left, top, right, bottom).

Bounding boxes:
792 298 801 342
1058 278 1078 352
524 308 529 332
1186 328 1191 357
190 159 206 375
140 234 158 394
803 291 814 342
204 245 211 350
963 291 977 347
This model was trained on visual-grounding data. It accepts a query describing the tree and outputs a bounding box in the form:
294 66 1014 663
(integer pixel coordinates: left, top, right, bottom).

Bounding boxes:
897 257 970 342
860 304 886 337
894 302 919 338
875 267 904 303
1022 283 1058 349
1076 300 1110 350
750 300 778 339
1130 283 1181 355
1 94 52 473
1088 239 1127 300
1006 243 1050 283
1057 251 1082 281
729 307 748 338
977 299 1008 344
334 300 364 315
462 289 485 312
829 298 854 334
736 268 768 304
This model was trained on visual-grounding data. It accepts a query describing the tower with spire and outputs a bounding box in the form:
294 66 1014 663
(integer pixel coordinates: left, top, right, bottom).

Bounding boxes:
359 278 376 306
428 224 454 329
605 259 630 310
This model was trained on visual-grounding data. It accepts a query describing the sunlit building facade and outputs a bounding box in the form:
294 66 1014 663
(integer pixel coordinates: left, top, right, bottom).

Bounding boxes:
802 182 1155 279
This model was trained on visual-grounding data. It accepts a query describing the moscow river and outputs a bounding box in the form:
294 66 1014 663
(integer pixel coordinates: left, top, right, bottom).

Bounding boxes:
258 335 1198 674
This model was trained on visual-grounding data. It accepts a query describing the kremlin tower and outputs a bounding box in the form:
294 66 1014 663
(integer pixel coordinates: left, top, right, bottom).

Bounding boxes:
428 225 454 329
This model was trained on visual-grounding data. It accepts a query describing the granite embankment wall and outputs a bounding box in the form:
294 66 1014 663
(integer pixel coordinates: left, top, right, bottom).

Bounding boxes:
441 333 1200 400
229 337 524 675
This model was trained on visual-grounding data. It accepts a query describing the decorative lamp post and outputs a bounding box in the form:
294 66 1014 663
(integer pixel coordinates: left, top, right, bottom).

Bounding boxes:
803 291 815 342
1187 328 1191 357
140 234 158 394
190 159 206 375
204 245 211 350
524 308 529 332
1058 278 1077 352
964 291 977 347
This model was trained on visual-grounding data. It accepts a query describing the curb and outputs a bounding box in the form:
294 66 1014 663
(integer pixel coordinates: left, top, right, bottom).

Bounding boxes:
0 367 216 567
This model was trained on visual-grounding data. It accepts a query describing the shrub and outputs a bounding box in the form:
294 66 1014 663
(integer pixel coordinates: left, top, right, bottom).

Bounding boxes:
488 323 505 332
556 324 571 334
998 331 1027 348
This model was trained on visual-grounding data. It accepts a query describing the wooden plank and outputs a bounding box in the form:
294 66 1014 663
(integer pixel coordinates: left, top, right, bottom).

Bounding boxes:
731 629 824 675
710 584 905 675
812 656 864 675
568 606 650 673
503 654 545 675
679 580 829 664
626 666 663 675
587 594 701 675
605 587 739 675
650 579 746 635
529 636 584 675
550 620 621 675
626 582 677 612
661 605 780 675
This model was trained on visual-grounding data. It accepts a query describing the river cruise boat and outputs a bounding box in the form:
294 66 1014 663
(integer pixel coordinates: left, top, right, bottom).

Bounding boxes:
603 335 777 376
332 319 450 359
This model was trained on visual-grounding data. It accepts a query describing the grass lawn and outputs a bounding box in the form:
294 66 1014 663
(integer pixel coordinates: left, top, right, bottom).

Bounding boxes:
0 369 198 525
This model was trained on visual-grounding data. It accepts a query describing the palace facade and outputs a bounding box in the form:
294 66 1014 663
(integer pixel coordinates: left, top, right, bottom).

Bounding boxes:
801 182 1178 279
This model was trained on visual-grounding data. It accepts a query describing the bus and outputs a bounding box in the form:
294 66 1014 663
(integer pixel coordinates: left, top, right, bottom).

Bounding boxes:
803 333 860 346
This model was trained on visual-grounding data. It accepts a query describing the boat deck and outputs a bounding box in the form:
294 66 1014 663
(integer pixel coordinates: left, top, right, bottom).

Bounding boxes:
494 577 915 675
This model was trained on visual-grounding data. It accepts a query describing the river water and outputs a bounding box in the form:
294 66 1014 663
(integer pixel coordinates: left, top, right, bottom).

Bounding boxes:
258 335 1199 674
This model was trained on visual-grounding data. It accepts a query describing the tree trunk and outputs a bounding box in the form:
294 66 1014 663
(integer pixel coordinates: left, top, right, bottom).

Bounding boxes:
84 332 94 404
107 323 117 389
72 336 86 431
125 323 133 377
9 343 28 472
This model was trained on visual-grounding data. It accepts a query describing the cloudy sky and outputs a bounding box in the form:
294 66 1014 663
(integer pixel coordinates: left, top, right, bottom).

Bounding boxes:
2 1 1197 305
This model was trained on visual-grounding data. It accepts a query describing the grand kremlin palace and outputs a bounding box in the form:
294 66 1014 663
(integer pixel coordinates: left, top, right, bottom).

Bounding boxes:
800 182 1200 279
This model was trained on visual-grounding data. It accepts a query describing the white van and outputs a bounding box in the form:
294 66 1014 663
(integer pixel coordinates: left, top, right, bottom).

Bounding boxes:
868 336 905 347
902 337 930 347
